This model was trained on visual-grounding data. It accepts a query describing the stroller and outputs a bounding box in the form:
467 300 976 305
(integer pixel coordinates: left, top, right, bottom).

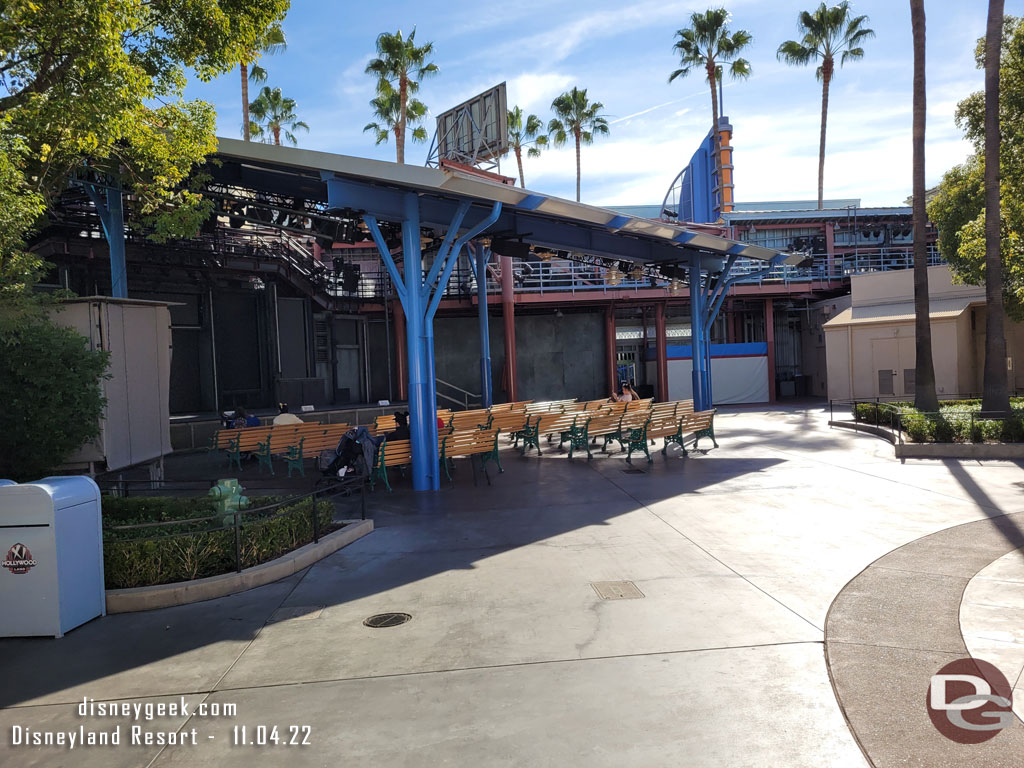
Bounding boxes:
318 426 382 487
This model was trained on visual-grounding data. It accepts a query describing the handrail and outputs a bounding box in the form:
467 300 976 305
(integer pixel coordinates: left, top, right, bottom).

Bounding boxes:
436 377 481 410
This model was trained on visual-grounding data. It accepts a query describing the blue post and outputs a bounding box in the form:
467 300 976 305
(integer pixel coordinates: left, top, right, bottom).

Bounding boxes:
689 254 707 411
82 183 127 298
106 189 127 298
400 193 438 491
475 244 493 407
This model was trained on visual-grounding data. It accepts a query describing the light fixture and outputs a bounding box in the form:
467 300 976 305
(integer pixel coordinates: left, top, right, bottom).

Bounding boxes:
749 225 757 234
630 264 644 281
606 267 622 286
668 279 682 296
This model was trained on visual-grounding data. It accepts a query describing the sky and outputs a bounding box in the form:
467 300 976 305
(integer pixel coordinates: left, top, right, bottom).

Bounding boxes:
185 0 1024 208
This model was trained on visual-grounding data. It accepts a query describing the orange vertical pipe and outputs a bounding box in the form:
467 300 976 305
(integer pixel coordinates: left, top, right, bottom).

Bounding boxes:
655 302 669 402
500 256 518 401
765 298 776 403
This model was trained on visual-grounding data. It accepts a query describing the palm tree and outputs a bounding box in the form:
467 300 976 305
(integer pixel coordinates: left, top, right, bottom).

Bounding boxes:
363 82 429 152
506 106 548 187
670 9 752 220
909 0 939 412
365 29 438 163
248 86 308 146
982 0 1010 413
241 23 287 142
547 88 609 202
778 2 874 210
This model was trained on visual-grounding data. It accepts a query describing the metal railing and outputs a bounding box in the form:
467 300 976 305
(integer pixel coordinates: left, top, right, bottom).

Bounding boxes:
101 481 366 575
830 397 1024 445
436 378 482 410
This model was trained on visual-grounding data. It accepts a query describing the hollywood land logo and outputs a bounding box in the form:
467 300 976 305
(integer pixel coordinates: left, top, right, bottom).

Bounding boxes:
927 658 1015 743
2 543 37 575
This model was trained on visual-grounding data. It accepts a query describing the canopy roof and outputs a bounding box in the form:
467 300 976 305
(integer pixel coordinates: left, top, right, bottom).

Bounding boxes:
214 138 804 269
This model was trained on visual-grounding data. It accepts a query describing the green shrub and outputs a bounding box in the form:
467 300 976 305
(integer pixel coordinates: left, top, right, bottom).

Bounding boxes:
901 413 932 442
102 496 335 589
0 314 109 481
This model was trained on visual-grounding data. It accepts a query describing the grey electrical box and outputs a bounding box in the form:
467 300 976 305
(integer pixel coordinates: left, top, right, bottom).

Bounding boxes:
0 477 106 638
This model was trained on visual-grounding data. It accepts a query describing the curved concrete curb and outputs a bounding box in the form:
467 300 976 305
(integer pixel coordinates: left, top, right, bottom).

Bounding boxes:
829 420 898 444
106 519 373 614
895 443 1024 460
824 511 1024 766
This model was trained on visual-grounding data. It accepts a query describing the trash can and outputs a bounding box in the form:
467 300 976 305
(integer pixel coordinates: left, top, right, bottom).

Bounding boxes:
0 477 105 638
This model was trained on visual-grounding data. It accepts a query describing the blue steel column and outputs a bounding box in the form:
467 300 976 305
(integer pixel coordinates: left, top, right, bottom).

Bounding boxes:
689 254 707 411
82 184 127 298
475 243 494 407
399 193 436 491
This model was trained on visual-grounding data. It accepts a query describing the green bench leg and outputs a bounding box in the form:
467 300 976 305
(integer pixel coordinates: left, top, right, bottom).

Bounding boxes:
693 423 718 449
256 444 274 475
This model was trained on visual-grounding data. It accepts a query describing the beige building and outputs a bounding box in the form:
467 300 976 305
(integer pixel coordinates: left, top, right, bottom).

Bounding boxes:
823 265 1024 400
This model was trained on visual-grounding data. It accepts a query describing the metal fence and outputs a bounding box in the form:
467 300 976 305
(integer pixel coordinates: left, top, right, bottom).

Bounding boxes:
101 480 366 574
830 397 1024 445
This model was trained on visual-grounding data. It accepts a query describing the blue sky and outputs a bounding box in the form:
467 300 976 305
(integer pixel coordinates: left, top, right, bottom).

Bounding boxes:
187 0 1022 207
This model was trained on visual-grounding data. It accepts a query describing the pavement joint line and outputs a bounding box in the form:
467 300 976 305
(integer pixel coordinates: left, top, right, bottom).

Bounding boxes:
824 639 971 655
732 435 1018 516
0 641 827 711
142 564 318 768
587 456 827 635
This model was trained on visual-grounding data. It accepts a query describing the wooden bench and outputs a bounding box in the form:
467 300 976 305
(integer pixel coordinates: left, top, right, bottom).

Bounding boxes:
449 408 491 432
647 408 717 456
625 398 654 412
595 411 654 463
520 412 579 455
484 410 529 444
214 426 273 470
489 400 532 413
440 428 501 484
280 424 350 477
372 410 452 435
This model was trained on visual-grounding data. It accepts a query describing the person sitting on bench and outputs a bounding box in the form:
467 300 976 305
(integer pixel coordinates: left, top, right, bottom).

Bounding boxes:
387 411 410 441
273 402 303 426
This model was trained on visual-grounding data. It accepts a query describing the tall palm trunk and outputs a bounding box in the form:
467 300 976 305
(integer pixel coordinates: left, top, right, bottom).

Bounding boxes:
817 60 833 211
910 0 939 412
273 125 281 146
574 130 581 202
707 65 724 218
515 146 525 187
982 0 1009 413
241 63 250 141
397 74 407 164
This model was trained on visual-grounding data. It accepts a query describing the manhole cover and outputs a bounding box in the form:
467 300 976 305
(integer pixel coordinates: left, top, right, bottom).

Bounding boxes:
363 612 412 628
268 605 324 622
621 468 646 474
591 581 645 600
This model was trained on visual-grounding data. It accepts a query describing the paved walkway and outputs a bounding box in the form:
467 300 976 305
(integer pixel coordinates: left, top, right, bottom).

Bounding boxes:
2 405 1023 767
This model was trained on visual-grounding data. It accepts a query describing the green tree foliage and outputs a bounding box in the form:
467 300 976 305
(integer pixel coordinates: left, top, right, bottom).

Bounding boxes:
548 88 610 202
364 29 438 164
0 120 46 316
777 2 874 210
670 8 752 218
0 0 290 246
506 106 548 188
363 82 429 153
0 315 109 481
248 86 308 146
928 16 1024 320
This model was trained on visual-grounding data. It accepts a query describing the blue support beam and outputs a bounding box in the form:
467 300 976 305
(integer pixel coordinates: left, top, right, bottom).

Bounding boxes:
689 254 708 412
361 192 501 491
82 183 127 298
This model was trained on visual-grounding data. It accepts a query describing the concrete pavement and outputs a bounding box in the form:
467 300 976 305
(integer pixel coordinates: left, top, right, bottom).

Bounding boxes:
2 404 1023 767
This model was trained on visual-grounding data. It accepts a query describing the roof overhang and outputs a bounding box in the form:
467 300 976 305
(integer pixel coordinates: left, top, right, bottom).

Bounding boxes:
214 138 805 269
824 297 983 328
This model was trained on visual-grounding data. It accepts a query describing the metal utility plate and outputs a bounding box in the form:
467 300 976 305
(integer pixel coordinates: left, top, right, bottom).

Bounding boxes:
591 581 645 600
